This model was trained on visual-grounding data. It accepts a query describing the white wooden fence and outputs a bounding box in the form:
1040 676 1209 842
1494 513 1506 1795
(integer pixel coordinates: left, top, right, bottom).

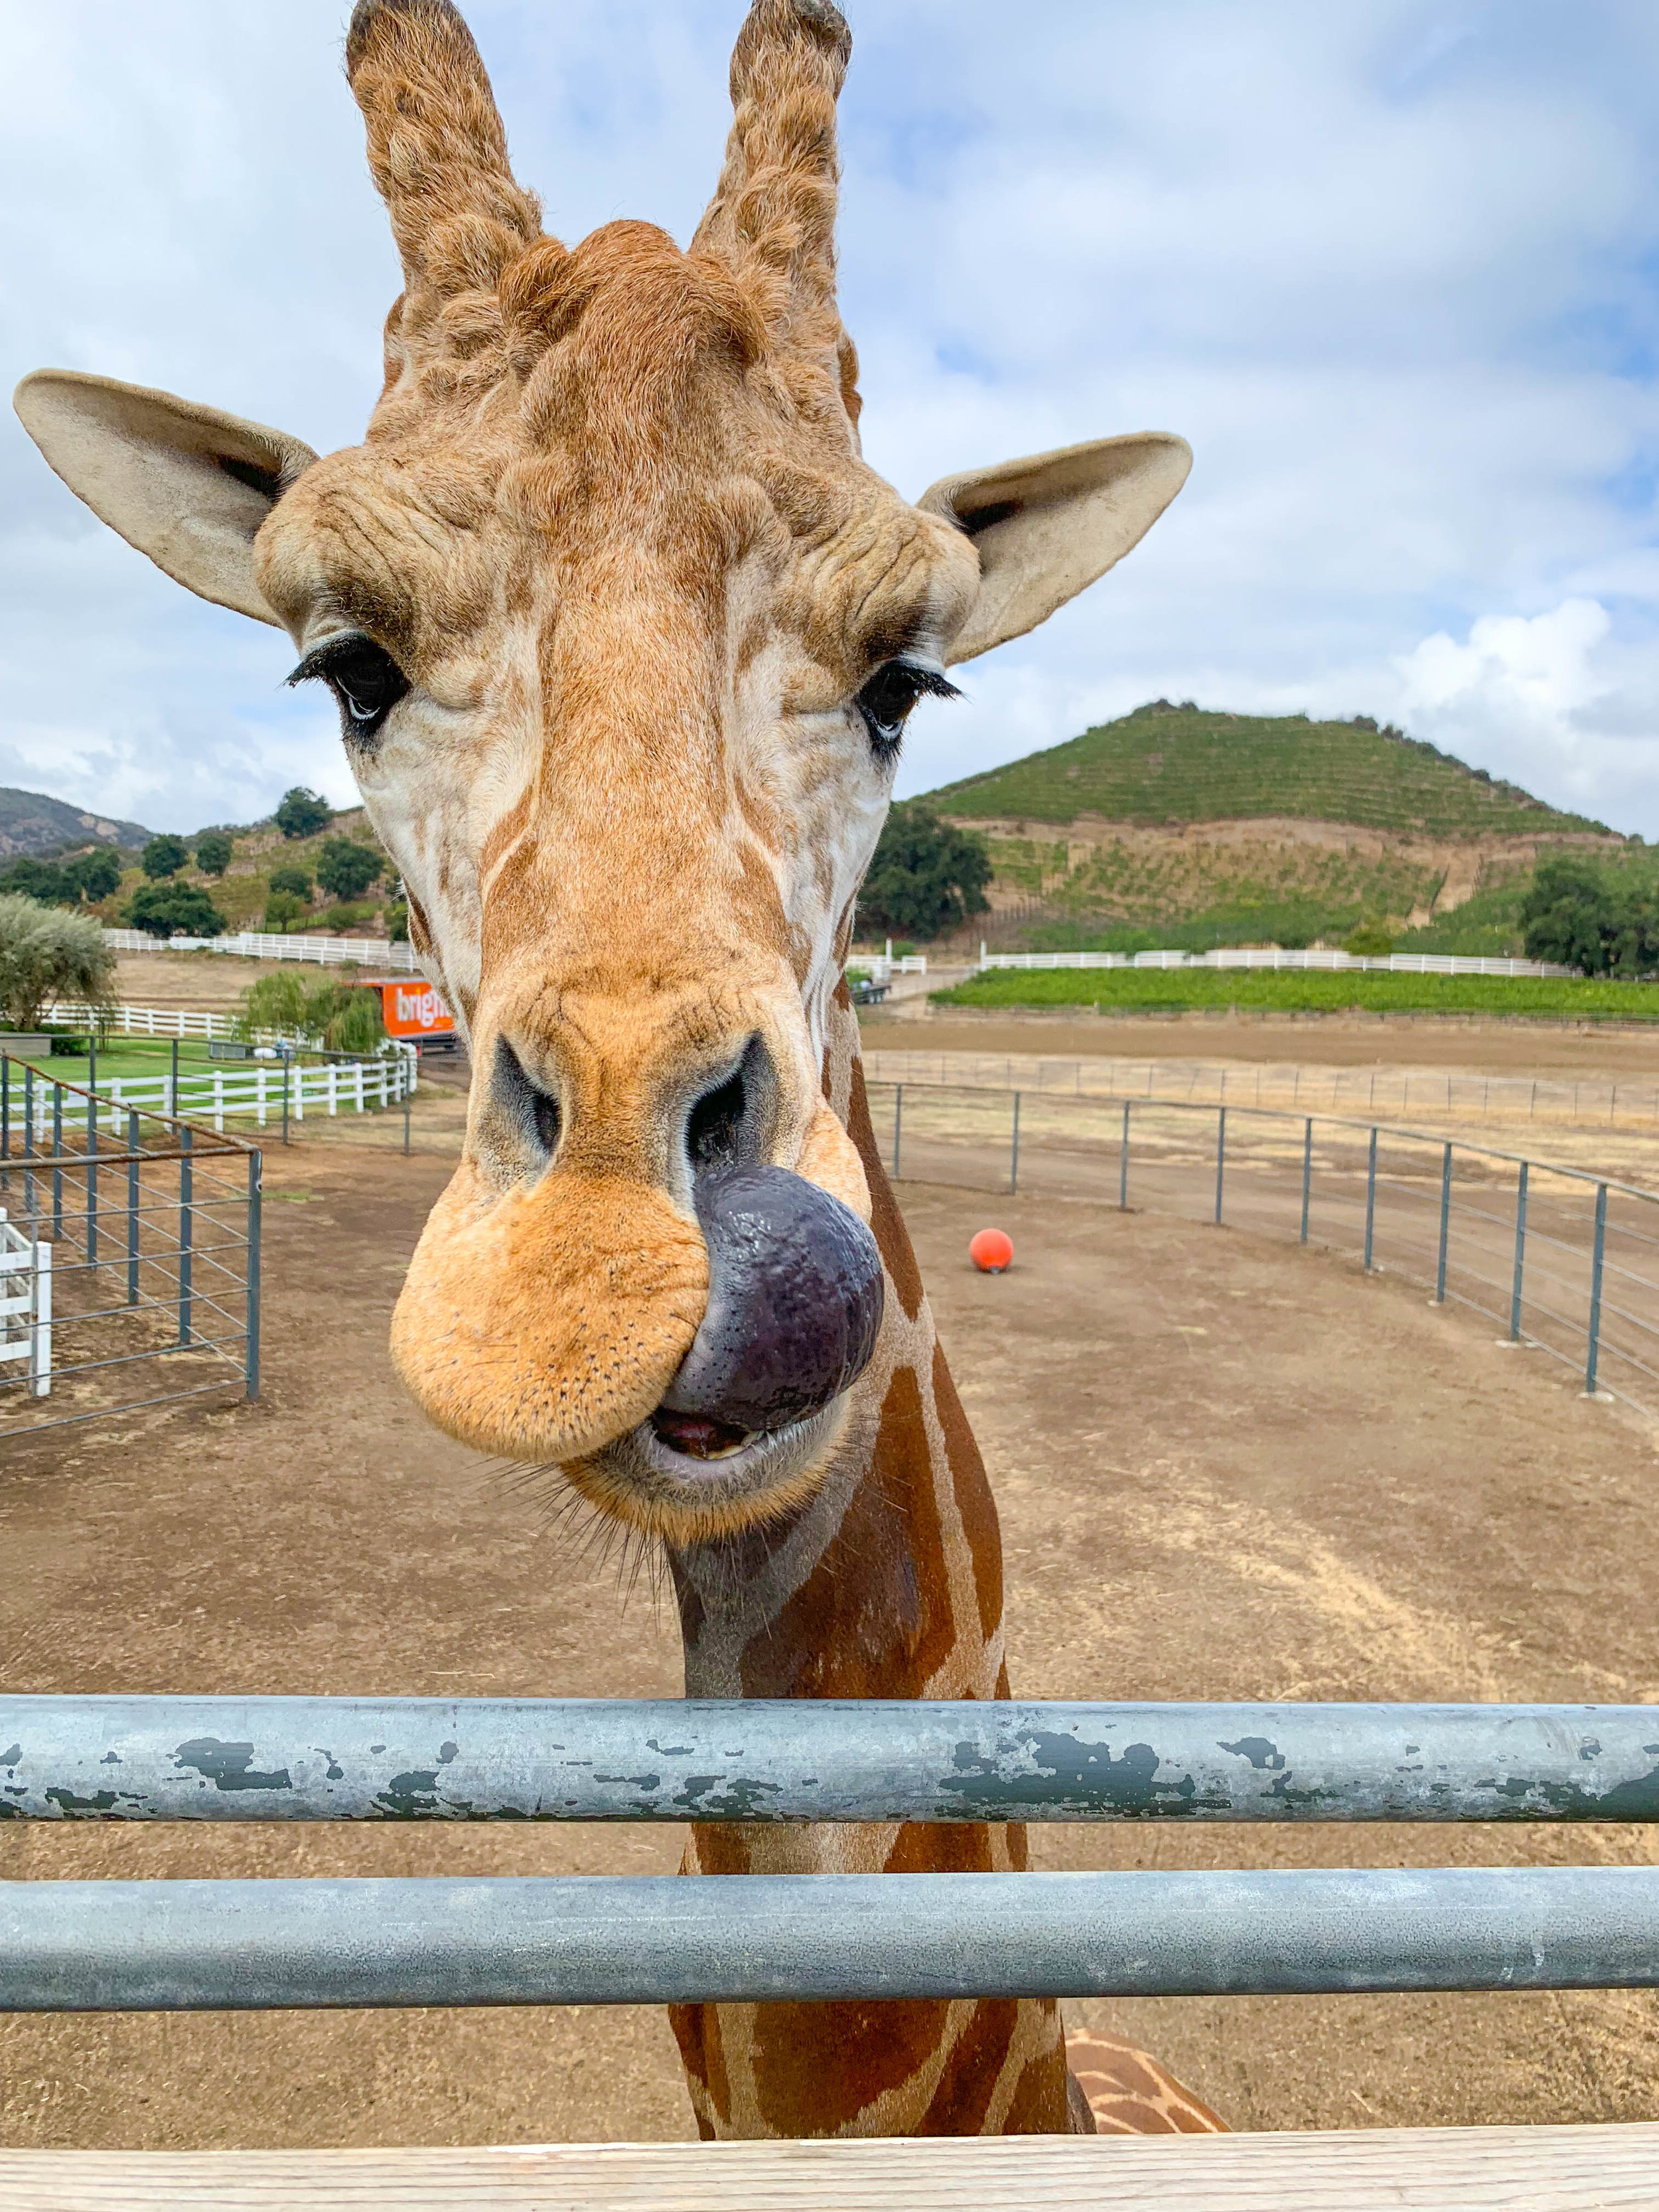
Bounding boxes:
977 945 1581 978
0 1209 50 1398
102 928 423 971
2 1050 415 1134
46 1001 232 1040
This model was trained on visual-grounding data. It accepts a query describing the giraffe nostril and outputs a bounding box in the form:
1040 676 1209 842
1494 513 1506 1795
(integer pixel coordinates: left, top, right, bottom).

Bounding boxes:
658 1165 884 1436
684 1035 774 1180
492 1037 560 1157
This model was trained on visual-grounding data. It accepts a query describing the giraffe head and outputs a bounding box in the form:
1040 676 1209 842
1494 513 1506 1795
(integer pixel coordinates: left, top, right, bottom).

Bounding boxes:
15 0 1188 1542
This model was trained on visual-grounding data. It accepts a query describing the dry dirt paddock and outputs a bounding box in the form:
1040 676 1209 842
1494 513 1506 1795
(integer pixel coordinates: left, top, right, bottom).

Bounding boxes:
3 1137 1658 2148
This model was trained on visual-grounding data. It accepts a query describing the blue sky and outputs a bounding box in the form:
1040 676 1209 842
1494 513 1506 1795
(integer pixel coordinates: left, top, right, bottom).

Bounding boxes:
4 2 1659 834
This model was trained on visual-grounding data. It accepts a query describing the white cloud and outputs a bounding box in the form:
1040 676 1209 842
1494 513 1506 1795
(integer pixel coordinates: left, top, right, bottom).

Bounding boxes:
3 3 1659 833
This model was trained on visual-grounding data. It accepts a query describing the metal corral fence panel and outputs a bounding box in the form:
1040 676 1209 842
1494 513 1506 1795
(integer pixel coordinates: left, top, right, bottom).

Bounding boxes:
0 1057 259 1439
7 1866 1659 2011
6 1697 1658 1824
862 1047 1659 1134
8 1698 1659 2010
864 1081 1659 1420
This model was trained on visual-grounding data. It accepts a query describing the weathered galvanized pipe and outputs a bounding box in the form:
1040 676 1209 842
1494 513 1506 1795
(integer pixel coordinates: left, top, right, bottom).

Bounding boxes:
5 1699 1659 1824
5 1866 1658 2012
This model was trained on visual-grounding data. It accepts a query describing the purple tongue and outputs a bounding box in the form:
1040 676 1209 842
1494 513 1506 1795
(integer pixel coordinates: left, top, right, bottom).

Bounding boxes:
660 1166 885 1434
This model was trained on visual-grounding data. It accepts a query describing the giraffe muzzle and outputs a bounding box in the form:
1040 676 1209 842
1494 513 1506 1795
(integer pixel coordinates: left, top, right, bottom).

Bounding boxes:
652 1165 884 1457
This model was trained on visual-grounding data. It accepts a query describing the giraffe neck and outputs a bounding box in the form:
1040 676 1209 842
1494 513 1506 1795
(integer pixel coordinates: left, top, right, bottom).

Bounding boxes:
663 994 1078 2139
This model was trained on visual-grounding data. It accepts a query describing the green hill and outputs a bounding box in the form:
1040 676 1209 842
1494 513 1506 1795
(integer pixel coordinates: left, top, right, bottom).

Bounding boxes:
929 700 1608 839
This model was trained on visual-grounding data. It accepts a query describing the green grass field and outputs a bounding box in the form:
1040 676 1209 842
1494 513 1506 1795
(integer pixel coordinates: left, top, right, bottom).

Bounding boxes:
932 969 1659 1021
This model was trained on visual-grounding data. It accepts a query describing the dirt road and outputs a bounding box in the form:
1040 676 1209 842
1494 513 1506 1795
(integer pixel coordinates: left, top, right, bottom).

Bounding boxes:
3 1143 1656 2145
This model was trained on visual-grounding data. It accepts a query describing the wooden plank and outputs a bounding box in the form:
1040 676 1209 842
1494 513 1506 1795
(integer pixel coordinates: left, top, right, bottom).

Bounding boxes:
1 2125 1658 2210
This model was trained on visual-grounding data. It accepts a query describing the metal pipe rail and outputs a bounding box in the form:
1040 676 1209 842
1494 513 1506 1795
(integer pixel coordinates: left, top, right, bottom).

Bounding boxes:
6 1866 1659 2012
7 1697 1659 1823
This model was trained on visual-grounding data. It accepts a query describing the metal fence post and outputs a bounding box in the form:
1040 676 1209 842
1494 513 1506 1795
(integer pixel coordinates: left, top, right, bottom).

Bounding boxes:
1300 1117 1313 1244
1214 1106 1226 1224
1 1052 9 1197
1509 1159 1529 1343
1436 1142 1453 1304
1585 1183 1607 1396
48 1080 59 1240
25 1065 36 1229
282 1052 291 1147
246 1147 262 1400
177 1126 194 1349
1363 1127 1378 1272
402 1064 411 1157
86 1043 98 1268
170 1035 179 1119
1119 1098 1131 1209
127 1109 140 1306
1009 1091 1021 1195
892 1082 902 1179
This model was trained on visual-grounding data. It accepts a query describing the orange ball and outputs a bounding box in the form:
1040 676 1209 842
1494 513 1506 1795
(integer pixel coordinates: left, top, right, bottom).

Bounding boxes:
970 1228 1014 1274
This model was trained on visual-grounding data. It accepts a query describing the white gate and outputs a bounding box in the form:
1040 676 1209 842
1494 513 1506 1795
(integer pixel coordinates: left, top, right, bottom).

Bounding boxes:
0 1208 50 1398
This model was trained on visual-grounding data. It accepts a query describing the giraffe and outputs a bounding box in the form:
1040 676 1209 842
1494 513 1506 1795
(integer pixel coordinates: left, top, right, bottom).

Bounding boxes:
15 0 1222 2140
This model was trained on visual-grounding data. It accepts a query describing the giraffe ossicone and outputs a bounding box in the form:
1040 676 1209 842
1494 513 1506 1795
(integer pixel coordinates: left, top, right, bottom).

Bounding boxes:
15 0 1218 2140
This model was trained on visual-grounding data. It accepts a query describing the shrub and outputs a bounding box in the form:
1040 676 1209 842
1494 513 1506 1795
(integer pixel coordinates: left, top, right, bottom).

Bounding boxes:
261 889 310 933
234 972 386 1054
0 895 117 1029
859 803 991 941
141 833 189 880
125 881 226 938
269 865 314 899
274 786 332 840
386 901 409 943
315 837 382 901
1342 922 1394 958
64 848 123 902
194 830 235 878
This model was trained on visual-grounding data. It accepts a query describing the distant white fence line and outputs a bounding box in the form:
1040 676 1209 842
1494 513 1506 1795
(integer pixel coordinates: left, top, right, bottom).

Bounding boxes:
2 1046 416 1134
846 954 928 983
48 1001 233 1040
104 928 423 972
976 946 1582 980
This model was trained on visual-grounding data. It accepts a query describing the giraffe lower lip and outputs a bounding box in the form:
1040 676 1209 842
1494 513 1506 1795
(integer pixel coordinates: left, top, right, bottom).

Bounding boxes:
648 1410 757 1461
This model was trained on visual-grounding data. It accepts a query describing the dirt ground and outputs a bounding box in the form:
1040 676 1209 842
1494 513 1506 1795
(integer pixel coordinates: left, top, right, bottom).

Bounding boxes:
3 1136 1658 2148
870 1009 1659 1081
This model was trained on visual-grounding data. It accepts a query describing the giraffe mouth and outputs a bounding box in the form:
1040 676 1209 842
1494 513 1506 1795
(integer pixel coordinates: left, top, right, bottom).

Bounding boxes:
648 1410 757 1461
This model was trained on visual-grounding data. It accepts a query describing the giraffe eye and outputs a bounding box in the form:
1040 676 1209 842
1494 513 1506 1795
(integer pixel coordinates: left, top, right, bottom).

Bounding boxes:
853 658 960 765
288 634 409 747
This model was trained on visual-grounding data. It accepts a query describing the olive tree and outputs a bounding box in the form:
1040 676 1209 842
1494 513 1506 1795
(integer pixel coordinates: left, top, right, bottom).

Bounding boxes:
0 894 117 1030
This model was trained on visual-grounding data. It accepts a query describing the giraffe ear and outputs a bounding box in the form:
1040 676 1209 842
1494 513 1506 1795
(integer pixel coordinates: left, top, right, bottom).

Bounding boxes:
918 432 1191 666
13 369 318 630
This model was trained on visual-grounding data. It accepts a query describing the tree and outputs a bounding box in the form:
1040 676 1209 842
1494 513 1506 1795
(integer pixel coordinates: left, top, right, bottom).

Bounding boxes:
274 786 332 840
141 833 189 880
0 857 76 907
269 864 315 899
857 802 991 941
315 837 382 901
262 889 310 933
194 830 235 878
125 881 226 939
0 895 116 1029
1520 860 1620 976
64 848 123 902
